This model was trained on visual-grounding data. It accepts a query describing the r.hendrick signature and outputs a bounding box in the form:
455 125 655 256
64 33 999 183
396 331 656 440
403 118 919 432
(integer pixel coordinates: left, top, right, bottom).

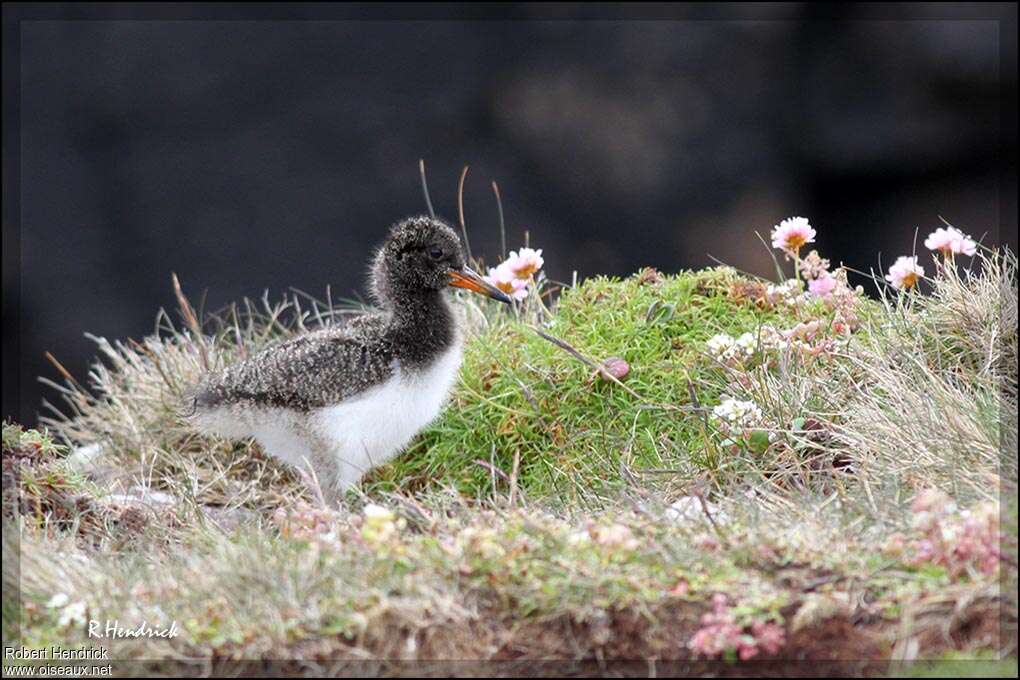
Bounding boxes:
88 619 180 639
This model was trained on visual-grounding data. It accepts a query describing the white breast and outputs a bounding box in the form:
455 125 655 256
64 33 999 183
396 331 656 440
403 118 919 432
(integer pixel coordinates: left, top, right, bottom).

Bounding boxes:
311 341 463 488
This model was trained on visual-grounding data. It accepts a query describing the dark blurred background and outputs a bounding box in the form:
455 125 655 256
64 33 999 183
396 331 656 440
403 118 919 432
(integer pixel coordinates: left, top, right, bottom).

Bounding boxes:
4 4 1018 425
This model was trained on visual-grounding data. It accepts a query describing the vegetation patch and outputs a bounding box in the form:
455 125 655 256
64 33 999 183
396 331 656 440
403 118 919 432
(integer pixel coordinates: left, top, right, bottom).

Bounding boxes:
4 218 1016 674
372 266 832 501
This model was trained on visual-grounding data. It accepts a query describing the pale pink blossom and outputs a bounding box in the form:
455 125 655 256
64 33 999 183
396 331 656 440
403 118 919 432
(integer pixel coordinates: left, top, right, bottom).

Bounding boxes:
902 492 1001 579
483 264 529 301
885 256 924 291
911 487 956 515
924 226 977 258
770 217 816 255
688 594 786 660
503 247 544 279
751 622 786 656
688 595 746 658
808 272 837 297
801 250 831 280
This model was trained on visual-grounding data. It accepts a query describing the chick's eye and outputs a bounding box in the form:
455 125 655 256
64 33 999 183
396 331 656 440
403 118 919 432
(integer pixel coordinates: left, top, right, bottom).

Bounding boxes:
428 246 444 260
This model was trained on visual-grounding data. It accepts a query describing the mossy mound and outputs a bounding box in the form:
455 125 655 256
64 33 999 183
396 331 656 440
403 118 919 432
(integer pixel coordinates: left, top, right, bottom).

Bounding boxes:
369 267 819 502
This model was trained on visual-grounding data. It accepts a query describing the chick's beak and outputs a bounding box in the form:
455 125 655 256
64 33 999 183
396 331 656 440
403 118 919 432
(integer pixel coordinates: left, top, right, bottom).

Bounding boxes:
447 266 512 304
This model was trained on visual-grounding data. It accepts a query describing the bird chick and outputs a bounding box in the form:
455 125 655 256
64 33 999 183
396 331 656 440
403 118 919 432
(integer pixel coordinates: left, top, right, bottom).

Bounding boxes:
187 216 510 502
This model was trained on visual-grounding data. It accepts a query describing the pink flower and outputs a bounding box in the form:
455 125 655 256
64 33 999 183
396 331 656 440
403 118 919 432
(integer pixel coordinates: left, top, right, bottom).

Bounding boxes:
911 487 954 514
689 600 745 658
808 272 837 297
483 246 544 302
770 217 816 255
751 622 786 656
924 226 977 258
902 492 1001 579
483 265 529 301
801 250 831 280
688 594 786 660
503 247 544 279
885 256 924 291
738 643 760 661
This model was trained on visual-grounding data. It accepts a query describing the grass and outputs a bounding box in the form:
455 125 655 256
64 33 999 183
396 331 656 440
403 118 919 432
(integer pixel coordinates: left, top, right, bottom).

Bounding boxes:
3 237 1017 675
29 264 832 510
833 256 1015 506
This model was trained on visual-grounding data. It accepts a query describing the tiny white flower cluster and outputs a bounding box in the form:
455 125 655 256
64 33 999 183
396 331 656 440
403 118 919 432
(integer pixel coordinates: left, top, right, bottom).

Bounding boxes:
765 278 805 306
708 320 836 364
47 593 88 628
665 496 729 525
706 332 757 363
712 396 763 430
566 529 592 546
361 503 403 545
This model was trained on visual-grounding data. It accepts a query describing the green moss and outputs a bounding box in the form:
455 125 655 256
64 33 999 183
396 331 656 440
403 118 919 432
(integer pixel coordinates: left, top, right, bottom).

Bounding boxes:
2 421 64 459
366 268 814 502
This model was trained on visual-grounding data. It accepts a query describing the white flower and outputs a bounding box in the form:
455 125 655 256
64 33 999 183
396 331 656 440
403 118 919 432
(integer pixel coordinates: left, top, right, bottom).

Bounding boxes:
46 593 70 609
924 226 977 258
712 396 763 430
57 601 87 628
706 332 757 362
771 217 816 255
885 256 925 291
706 334 736 360
362 503 401 544
566 529 592 546
765 278 805 305
665 496 729 524
734 332 756 354
47 593 87 628
363 503 394 522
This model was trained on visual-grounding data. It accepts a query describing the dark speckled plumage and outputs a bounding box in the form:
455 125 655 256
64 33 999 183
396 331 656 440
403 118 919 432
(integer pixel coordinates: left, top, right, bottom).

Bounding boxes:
192 216 466 412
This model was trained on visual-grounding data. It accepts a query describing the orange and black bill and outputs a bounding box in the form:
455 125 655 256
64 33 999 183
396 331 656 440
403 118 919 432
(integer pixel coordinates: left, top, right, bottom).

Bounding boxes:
447 266 512 303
